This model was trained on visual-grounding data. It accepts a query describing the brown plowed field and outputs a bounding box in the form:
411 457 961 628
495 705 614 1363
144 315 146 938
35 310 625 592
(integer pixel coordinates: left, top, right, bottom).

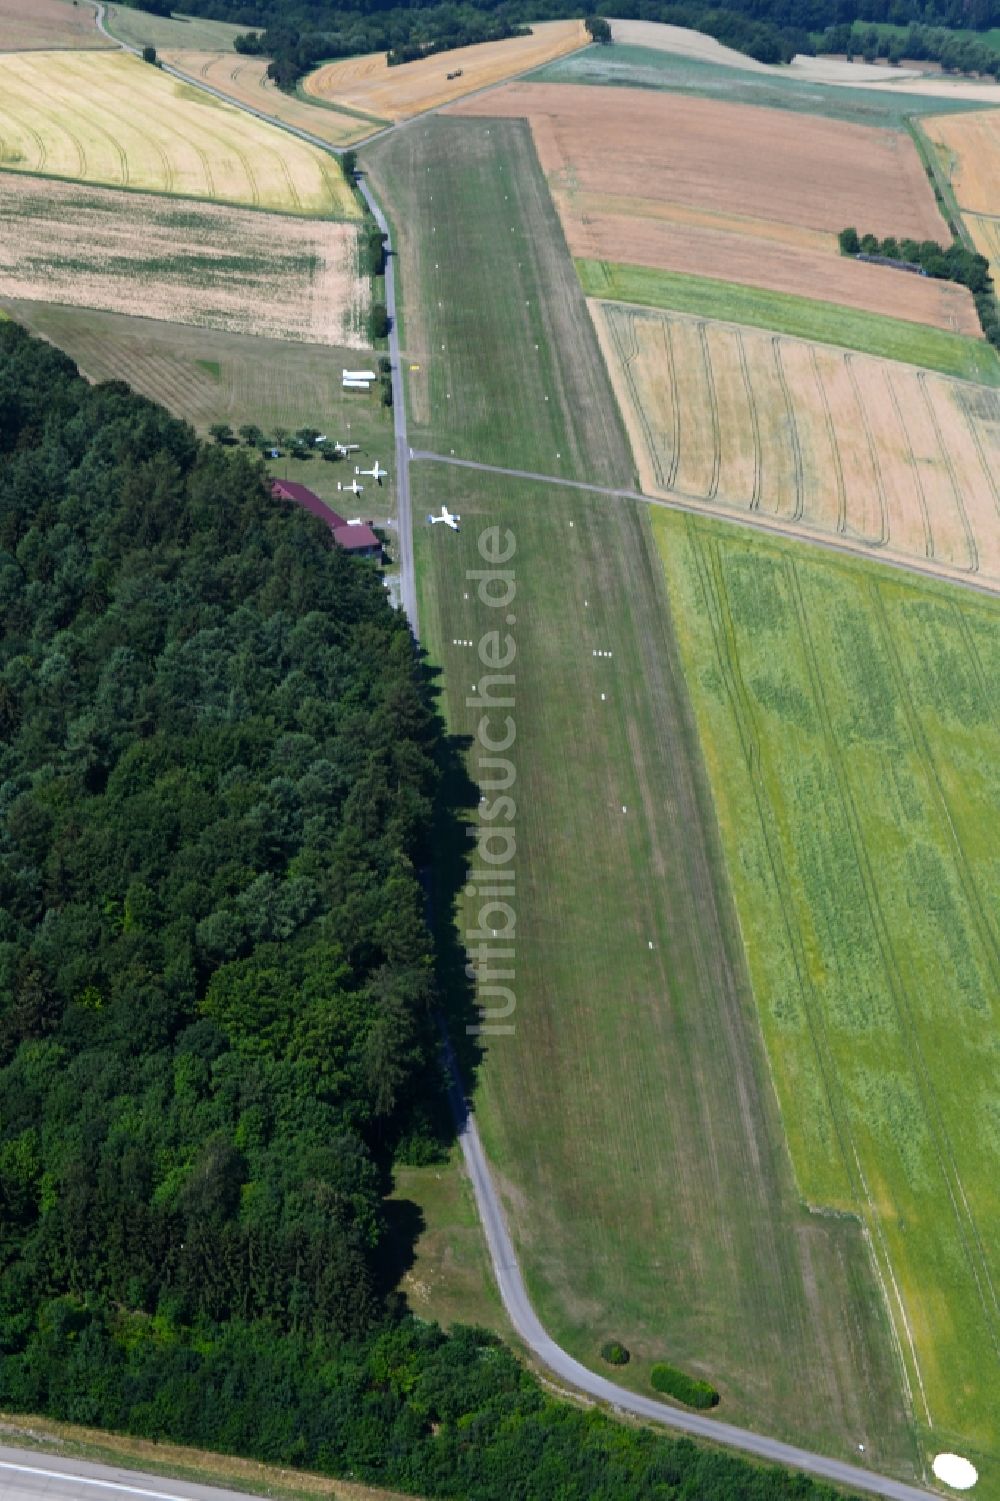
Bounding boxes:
160 51 375 145
0 174 367 347
302 20 585 120
0 0 113 50
450 84 976 332
593 301 1000 587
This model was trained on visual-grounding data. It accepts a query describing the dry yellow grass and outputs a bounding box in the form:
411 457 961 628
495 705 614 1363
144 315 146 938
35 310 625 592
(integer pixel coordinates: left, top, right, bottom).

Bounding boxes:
922 106 1000 215
161 49 374 146
0 50 357 216
593 300 1000 588
0 174 367 347
968 212 1000 282
302 20 586 120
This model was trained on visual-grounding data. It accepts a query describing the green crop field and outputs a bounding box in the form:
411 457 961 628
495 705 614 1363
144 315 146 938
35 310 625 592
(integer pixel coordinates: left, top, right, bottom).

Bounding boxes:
530 43 996 125
578 259 1000 385
103 4 245 52
363 118 634 483
412 461 916 1471
653 511 1000 1490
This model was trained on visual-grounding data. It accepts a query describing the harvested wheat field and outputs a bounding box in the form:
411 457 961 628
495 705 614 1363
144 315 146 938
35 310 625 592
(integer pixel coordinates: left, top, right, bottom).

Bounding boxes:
968 213 1000 281
450 84 978 331
0 50 358 216
0 0 113 51
922 106 1000 216
0 175 367 346
593 301 1000 586
161 50 374 146
303 20 586 120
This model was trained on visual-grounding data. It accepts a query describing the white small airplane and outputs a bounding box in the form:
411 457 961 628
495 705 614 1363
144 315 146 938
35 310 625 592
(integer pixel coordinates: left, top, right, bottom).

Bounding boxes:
338 479 364 497
332 441 360 457
356 461 387 484
343 368 377 381
428 505 460 531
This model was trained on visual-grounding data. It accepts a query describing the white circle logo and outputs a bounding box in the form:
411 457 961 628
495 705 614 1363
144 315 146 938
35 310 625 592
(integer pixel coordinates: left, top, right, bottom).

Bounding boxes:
932 1454 978 1490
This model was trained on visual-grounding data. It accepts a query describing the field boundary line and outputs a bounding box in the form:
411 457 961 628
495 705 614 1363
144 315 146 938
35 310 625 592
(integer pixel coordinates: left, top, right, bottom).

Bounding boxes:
408 451 1000 597
844 354 889 547
916 372 978 574
772 336 804 521
955 389 1000 525
698 321 721 500
735 329 762 511
884 369 934 560
808 347 847 535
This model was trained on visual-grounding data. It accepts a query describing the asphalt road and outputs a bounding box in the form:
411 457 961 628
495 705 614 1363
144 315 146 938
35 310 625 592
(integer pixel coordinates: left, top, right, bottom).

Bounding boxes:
68 19 944 1498
0 1450 264 1501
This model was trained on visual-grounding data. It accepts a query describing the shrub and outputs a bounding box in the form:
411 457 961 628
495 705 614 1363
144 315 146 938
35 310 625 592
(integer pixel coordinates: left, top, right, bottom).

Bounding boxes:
650 1363 720 1409
369 302 390 341
600 1340 630 1366
141 46 157 66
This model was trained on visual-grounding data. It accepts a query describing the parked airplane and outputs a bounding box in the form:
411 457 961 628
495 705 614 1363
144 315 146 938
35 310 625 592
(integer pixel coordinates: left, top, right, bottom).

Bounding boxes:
332 441 360 457
338 479 364 497
342 368 378 381
428 505 459 531
356 461 387 484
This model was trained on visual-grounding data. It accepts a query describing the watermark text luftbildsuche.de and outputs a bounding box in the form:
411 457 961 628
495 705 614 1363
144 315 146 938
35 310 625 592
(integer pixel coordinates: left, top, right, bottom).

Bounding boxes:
465 525 516 1037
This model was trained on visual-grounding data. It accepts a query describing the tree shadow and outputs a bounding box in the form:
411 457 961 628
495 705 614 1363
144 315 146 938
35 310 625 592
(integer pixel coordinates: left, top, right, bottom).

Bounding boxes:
373 1196 426 1304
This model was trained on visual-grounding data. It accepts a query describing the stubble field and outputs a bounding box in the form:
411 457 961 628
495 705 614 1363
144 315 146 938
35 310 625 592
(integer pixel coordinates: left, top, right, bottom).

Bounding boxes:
161 51 376 146
450 84 976 332
655 511 1000 1486
413 463 916 1470
0 176 367 346
0 51 357 216
921 107 1000 279
0 0 112 51
1 302 388 455
302 21 585 120
593 302 1000 588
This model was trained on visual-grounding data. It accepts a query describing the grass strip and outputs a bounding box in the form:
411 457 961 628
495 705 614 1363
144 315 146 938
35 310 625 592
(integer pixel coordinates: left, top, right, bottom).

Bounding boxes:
578 258 1000 385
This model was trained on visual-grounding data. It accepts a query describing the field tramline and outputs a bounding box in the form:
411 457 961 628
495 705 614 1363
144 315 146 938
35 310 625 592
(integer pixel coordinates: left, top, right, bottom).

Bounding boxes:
595 303 1000 588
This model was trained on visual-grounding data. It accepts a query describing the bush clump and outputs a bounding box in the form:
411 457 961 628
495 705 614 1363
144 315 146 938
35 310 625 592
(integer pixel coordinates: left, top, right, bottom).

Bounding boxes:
650 1363 720 1409
600 1340 630 1366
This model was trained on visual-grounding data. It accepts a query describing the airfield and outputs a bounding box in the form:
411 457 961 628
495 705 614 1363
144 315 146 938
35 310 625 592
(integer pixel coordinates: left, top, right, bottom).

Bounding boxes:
1 2 998 1496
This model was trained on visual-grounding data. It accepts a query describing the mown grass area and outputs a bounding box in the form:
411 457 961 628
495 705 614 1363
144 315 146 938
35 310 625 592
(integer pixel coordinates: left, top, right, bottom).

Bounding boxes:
412 461 917 1472
103 3 245 52
530 43 993 124
3 300 390 449
578 259 1000 384
653 510 1000 1488
363 118 634 484
387 1152 508 1336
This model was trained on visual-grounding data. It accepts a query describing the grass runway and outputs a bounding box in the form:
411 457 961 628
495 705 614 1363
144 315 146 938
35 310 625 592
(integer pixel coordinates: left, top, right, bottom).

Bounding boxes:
413 463 916 1471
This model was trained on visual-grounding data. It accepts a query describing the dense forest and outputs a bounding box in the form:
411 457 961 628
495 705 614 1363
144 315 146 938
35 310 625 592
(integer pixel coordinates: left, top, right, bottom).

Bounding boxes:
0 320 861 1498
123 0 999 73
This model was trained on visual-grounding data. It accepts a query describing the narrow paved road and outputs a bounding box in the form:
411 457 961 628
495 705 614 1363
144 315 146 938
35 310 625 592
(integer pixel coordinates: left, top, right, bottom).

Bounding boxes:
411 449 998 599
0 1450 262 1501
72 19 943 1497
